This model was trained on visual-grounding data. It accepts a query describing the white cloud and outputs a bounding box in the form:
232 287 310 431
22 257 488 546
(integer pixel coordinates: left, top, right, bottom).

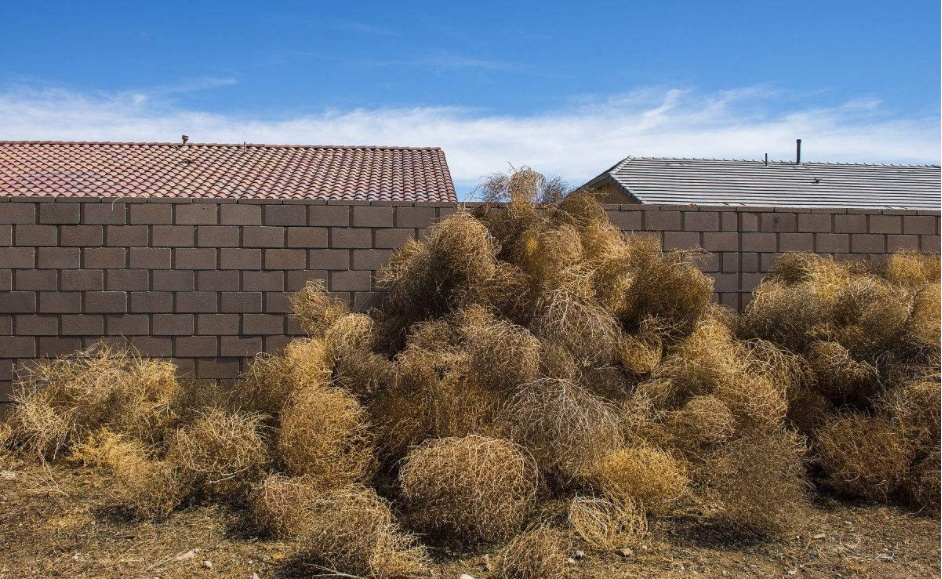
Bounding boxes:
0 84 937 196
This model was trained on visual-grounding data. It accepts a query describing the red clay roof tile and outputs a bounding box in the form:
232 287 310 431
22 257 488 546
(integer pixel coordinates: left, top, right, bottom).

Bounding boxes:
0 141 457 202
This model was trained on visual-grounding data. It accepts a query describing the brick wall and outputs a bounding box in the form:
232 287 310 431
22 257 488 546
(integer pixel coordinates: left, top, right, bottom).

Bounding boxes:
1 196 938 401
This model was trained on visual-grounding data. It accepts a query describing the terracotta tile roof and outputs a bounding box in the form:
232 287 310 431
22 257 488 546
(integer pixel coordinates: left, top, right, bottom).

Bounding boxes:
0 141 457 202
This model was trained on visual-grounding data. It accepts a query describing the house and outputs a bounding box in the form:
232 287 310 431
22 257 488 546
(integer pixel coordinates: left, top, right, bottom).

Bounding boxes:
0 141 457 202
583 156 940 210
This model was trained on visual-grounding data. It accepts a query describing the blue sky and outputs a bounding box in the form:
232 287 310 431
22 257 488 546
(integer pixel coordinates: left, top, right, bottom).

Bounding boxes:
1 0 939 196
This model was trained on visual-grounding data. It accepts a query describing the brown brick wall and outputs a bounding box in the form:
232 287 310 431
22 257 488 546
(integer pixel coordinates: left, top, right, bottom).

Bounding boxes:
0 197 938 401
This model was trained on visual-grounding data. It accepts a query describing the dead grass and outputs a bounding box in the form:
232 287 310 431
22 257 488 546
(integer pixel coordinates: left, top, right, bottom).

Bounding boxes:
768 252 853 288
617 393 673 449
507 378 622 480
666 395 736 449
377 211 499 338
589 445 689 516
907 450 941 513
325 312 377 355
324 313 396 399
477 260 535 323
616 244 714 339
743 253 939 370
514 225 585 291
2 459 939 578
785 385 834 436
0 420 12 457
740 280 828 351
4 171 938 570
370 344 507 458
885 377 941 451
577 365 632 402
740 253 939 514
804 340 879 404
701 430 809 537
884 378 940 512
618 324 664 375
832 276 912 357
745 338 811 394
538 340 580 381
492 524 572 579
7 344 180 459
399 435 538 544
251 476 433 576
236 337 332 419
578 220 630 266
333 351 396 400
653 317 742 405
714 372 788 434
651 317 789 432
298 485 432 578
460 306 541 394
533 289 622 366
249 473 322 539
816 413 915 502
908 282 941 349
558 188 609 226
71 430 183 519
568 495 647 551
277 385 374 488
165 408 269 501
883 251 941 289
290 279 349 337
477 165 569 207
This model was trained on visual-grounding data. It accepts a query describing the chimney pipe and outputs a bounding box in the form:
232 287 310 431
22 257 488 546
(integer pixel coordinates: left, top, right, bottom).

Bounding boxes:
764 153 768 166
796 139 801 165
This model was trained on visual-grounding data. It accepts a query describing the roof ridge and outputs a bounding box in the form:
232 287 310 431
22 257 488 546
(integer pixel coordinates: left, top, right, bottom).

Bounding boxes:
625 156 940 168
0 140 445 151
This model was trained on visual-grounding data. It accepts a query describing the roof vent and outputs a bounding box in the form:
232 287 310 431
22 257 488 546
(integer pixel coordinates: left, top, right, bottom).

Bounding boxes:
796 138 801 165
181 135 189 146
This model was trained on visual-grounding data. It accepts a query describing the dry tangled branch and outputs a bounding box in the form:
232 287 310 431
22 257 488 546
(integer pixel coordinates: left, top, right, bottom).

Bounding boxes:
299 485 432 578
492 524 572 579
165 408 269 500
568 495 647 551
399 435 538 544
533 289 622 366
277 385 374 488
249 474 323 539
291 279 349 337
507 378 622 480
7 344 180 459
71 430 183 519
237 337 332 419
816 413 915 502
701 430 809 536
589 445 689 516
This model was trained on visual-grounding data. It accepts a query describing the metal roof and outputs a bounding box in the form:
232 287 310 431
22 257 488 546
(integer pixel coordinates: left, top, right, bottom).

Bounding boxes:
585 157 940 209
0 141 457 202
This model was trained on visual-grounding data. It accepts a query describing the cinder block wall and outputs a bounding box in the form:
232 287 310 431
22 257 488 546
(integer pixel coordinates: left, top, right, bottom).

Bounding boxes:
0 196 938 401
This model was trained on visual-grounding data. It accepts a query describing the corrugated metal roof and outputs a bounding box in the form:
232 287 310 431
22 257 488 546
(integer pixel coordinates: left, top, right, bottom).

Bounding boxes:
586 157 940 209
0 141 457 202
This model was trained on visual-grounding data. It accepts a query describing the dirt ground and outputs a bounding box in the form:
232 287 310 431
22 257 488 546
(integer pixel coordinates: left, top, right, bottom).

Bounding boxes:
1 456 938 579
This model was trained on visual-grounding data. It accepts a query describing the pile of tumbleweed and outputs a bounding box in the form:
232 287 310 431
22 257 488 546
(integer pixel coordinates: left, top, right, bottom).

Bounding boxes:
3 168 939 578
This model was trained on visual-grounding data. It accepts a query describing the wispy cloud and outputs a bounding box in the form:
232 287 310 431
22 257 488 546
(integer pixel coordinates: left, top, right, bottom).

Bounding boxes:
251 50 522 75
0 84 937 196
149 76 238 96
416 54 518 72
330 19 400 37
